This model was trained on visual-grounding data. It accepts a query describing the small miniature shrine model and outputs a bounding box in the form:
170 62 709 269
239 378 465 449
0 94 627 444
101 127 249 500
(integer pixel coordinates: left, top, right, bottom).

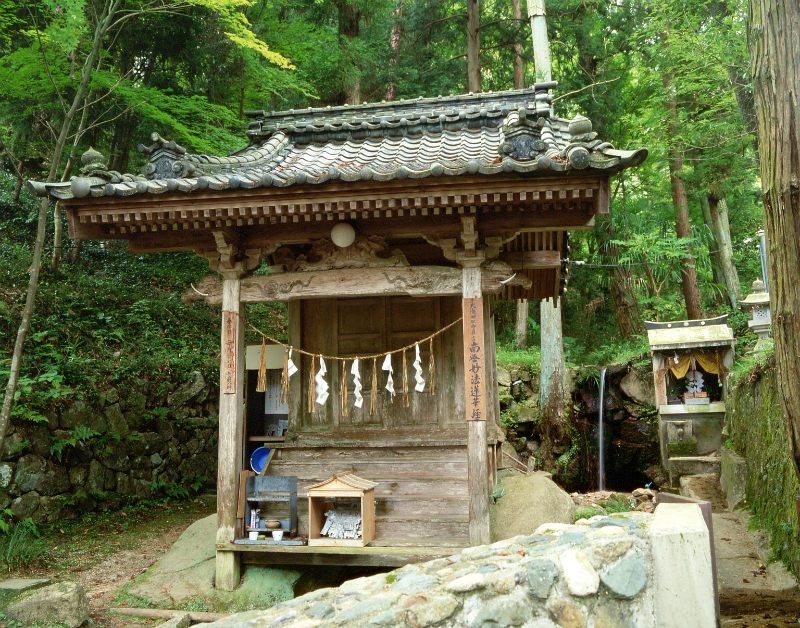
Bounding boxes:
307 474 377 547
646 316 736 483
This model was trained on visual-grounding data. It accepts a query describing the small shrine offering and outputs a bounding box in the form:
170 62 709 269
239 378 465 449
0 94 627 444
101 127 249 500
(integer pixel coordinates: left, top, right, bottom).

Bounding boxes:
307 474 377 547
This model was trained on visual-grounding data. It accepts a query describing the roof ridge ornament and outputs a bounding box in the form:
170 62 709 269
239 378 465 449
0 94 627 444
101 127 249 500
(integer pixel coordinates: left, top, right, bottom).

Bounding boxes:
138 132 196 180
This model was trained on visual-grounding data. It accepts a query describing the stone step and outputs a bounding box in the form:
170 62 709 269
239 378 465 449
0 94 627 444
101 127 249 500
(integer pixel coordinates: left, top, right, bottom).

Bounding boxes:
669 455 721 479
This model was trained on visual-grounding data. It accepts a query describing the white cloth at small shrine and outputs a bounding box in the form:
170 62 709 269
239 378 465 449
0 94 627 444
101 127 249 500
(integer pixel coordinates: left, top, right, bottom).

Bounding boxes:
287 348 298 377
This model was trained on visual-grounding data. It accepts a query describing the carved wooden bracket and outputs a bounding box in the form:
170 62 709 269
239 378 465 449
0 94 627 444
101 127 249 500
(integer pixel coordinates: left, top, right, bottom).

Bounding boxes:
198 230 276 279
431 217 515 268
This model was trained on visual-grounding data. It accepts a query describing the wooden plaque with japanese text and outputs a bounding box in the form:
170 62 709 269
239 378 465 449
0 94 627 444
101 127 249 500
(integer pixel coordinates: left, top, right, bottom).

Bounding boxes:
463 297 486 421
222 310 237 394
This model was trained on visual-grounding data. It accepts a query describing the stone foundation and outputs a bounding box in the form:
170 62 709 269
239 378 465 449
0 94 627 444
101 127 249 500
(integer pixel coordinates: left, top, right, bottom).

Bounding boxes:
205 503 714 628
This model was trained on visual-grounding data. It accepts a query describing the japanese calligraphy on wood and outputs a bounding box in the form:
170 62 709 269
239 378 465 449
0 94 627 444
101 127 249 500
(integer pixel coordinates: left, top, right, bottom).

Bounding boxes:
222 310 238 394
463 297 486 422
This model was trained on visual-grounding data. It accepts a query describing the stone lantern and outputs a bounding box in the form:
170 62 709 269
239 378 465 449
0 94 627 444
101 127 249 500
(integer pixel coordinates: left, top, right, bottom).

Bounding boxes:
739 279 771 352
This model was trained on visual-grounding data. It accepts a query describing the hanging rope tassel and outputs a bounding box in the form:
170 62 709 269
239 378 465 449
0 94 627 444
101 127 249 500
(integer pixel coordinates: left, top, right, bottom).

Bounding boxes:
429 337 435 395
341 360 349 417
402 349 409 407
256 338 267 393
279 347 289 403
308 354 316 415
370 357 378 414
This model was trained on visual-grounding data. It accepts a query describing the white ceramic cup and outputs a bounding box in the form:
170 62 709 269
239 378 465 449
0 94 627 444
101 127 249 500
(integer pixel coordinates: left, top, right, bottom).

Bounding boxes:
272 530 284 541
249 530 259 541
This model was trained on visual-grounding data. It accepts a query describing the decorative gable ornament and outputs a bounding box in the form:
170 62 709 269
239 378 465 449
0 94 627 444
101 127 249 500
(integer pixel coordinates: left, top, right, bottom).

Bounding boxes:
138 132 197 179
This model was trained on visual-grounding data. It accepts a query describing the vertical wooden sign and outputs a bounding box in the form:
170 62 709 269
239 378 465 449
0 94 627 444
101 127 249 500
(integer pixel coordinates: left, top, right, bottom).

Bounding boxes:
222 310 237 394
463 297 486 421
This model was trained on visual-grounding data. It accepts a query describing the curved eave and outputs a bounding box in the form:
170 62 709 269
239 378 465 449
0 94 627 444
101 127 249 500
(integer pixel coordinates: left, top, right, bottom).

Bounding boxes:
28 148 647 203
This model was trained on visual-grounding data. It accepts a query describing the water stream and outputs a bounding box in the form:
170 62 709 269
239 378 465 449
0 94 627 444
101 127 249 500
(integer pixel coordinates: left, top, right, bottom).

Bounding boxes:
598 367 607 491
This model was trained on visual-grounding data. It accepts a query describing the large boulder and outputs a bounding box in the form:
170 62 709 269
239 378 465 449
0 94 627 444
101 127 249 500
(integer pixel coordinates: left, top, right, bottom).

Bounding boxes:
4 581 90 628
620 369 655 407
124 514 301 612
490 471 575 542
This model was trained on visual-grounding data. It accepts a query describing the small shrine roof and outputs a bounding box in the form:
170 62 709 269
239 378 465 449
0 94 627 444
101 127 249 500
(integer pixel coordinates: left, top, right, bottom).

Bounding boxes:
28 83 647 202
307 474 378 492
645 316 736 351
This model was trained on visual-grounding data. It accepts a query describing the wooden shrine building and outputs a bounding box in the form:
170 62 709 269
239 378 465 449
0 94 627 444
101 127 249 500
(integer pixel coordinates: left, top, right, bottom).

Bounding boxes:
29 83 647 590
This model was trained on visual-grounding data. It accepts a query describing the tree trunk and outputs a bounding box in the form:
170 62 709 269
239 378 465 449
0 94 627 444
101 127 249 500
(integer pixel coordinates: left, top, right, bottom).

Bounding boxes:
512 0 524 89
663 76 703 320
337 1 361 104
609 264 645 338
601 218 645 338
707 194 741 308
539 298 565 470
526 0 551 84
699 194 726 296
515 299 528 347
747 0 800 473
385 2 404 101
52 82 96 272
466 0 481 92
0 0 123 460
13 174 22 203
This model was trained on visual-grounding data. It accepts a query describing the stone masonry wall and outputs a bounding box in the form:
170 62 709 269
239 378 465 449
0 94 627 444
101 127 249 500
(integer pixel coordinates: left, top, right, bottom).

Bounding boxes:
0 370 218 524
726 356 800 576
205 504 715 628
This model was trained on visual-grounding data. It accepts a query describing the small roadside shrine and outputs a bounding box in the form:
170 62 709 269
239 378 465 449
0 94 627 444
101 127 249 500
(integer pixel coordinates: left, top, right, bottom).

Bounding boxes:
645 316 736 483
29 83 646 590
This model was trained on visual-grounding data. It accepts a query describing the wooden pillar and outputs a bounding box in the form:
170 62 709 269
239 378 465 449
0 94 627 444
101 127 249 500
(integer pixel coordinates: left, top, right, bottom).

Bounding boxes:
216 274 245 591
463 265 491 546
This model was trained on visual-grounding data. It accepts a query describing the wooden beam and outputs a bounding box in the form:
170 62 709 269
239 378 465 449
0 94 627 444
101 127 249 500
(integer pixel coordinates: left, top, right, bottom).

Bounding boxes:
216 275 244 591
120 208 595 254
462 266 490 546
498 250 561 269
184 265 532 305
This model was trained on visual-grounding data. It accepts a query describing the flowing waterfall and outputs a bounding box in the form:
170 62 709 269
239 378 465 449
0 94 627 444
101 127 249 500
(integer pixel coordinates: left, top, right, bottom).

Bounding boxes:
598 367 607 491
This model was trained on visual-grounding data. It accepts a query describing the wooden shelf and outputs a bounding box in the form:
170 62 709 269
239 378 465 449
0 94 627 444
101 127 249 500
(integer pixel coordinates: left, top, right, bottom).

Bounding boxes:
248 436 286 442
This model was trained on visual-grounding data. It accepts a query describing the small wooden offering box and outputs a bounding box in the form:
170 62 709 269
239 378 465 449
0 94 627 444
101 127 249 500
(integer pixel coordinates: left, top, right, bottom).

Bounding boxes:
307 474 377 547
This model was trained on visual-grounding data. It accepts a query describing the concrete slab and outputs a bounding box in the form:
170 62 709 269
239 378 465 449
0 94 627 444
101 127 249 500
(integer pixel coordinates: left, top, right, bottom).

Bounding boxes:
713 514 762 561
0 578 50 593
716 557 770 591
720 447 747 510
649 503 716 628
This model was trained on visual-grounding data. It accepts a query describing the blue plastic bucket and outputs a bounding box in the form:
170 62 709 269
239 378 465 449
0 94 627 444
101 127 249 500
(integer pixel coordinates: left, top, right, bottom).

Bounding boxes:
250 447 271 473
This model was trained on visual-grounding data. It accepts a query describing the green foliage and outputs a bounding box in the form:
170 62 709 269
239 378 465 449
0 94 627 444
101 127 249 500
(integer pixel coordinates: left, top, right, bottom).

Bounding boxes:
574 495 634 521
495 347 542 372
0 516 43 572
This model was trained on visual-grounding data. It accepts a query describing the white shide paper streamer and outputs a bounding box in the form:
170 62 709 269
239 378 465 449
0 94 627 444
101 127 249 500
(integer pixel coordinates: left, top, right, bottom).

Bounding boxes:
315 358 329 405
287 348 298 377
351 359 363 408
413 343 425 392
382 354 394 397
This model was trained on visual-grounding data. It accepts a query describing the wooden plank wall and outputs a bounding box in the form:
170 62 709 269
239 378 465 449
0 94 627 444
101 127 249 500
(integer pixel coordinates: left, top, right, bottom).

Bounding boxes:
290 295 465 435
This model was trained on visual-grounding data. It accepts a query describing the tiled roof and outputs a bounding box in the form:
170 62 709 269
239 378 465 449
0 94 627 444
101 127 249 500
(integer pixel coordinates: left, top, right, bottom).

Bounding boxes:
28 83 647 201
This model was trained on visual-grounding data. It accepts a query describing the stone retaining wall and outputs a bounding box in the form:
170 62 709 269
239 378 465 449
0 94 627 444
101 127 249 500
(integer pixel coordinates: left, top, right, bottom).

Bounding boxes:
726 357 800 576
205 503 714 628
0 370 218 523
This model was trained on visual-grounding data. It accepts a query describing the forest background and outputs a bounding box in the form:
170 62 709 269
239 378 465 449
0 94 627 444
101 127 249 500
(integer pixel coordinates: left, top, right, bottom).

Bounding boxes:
0 0 768 480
